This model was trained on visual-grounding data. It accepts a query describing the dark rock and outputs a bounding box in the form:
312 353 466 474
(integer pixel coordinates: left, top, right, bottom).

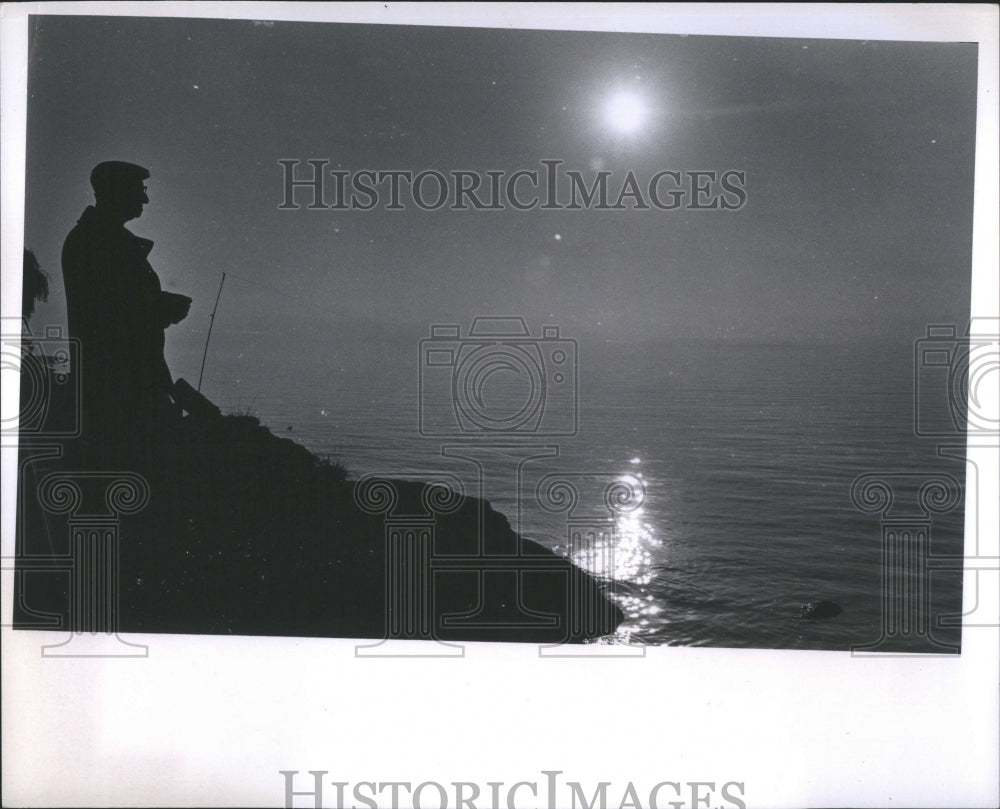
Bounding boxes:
801 600 843 620
16 409 623 645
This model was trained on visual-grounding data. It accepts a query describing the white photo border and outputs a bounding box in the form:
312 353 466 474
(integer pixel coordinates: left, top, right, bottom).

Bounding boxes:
2 4 998 808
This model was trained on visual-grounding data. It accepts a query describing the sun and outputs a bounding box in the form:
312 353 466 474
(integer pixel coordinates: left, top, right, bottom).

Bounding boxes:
604 90 647 135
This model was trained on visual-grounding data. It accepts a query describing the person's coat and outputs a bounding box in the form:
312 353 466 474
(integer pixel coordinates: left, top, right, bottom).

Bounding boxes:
62 205 178 451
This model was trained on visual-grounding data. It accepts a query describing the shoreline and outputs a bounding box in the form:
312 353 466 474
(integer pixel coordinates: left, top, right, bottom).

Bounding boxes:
15 407 624 645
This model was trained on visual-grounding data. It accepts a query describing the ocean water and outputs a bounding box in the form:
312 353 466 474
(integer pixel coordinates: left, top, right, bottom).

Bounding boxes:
199 338 966 651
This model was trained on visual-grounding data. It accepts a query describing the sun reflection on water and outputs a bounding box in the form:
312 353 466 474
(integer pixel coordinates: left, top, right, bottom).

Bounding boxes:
542 465 669 644
571 505 661 586
569 472 663 588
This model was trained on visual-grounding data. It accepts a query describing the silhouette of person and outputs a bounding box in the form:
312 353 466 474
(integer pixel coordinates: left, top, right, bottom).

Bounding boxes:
19 249 53 433
22 248 50 324
62 161 191 466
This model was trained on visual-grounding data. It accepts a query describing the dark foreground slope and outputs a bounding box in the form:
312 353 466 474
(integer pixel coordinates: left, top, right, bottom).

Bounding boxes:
15 411 623 644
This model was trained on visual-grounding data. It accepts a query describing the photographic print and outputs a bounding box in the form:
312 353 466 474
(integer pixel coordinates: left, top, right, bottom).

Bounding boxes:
11 12 980 651
3 4 997 808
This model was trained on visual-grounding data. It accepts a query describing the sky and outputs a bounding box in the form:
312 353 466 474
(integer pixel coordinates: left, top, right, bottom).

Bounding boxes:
21 15 978 390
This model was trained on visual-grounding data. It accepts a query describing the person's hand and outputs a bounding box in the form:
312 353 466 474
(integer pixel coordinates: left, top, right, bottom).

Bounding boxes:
163 292 192 324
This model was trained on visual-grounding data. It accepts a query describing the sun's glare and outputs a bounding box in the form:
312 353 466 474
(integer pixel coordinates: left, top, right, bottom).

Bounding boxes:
605 91 647 135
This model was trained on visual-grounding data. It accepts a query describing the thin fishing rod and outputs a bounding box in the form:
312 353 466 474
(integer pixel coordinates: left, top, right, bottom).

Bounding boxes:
197 272 226 392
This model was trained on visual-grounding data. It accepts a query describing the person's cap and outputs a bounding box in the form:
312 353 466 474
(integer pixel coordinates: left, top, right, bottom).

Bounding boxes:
90 161 150 196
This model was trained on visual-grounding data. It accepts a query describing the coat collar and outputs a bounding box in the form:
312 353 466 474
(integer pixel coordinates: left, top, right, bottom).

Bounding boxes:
78 206 154 256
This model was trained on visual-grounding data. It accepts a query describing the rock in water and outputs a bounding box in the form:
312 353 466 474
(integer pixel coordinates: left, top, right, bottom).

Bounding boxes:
801 600 843 620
